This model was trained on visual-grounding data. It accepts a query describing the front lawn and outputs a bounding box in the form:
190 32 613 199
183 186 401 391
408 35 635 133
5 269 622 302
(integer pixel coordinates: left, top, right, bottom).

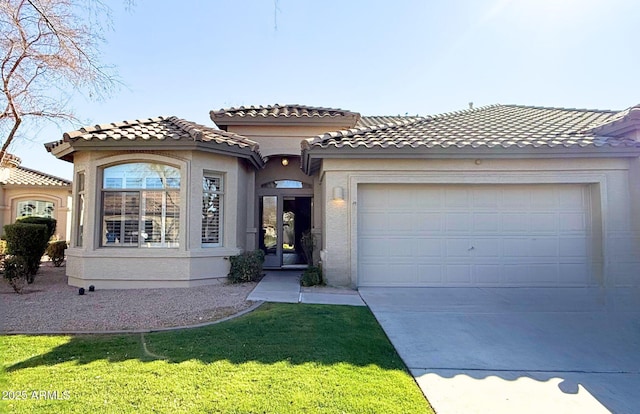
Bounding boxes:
1 303 432 413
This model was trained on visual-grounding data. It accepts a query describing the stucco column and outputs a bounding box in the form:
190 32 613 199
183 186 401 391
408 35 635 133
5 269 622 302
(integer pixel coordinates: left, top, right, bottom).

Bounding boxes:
321 173 351 287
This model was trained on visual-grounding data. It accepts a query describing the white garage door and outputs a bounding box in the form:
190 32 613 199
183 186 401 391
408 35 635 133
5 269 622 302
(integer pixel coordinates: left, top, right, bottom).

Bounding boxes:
357 184 594 287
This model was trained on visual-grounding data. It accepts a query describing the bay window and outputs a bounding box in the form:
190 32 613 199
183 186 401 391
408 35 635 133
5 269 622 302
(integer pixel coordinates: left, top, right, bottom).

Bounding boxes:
101 163 180 247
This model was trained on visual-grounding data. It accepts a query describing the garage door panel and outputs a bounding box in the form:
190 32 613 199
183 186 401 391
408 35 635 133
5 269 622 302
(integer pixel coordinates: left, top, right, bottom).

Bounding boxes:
445 188 470 207
415 189 444 207
472 188 499 208
558 187 586 207
559 237 587 256
417 213 443 231
474 213 501 232
473 265 501 284
502 214 530 232
446 213 472 231
415 239 442 256
418 265 443 283
559 264 590 284
530 188 558 208
502 238 530 257
559 213 587 231
387 239 417 258
502 189 530 208
358 184 594 288
445 265 472 283
359 212 387 234
446 239 473 257
530 213 558 231
388 213 418 231
472 239 501 257
359 237 388 258
529 238 559 257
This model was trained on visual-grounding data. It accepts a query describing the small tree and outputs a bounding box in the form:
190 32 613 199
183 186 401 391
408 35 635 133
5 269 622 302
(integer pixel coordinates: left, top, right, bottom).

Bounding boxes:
17 216 56 239
4 222 49 283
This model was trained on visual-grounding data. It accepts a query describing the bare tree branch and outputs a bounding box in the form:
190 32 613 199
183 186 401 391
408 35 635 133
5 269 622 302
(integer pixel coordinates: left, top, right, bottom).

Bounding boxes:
0 0 122 158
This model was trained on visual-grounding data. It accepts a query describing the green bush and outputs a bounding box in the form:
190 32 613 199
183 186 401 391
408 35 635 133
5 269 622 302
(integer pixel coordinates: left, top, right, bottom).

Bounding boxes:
301 265 323 287
17 216 57 239
3 223 49 283
0 239 6 256
46 240 67 267
3 255 29 293
228 250 265 283
301 230 315 265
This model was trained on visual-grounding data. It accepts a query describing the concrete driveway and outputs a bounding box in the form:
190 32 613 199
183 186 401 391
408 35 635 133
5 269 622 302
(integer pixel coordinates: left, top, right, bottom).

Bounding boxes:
359 287 640 413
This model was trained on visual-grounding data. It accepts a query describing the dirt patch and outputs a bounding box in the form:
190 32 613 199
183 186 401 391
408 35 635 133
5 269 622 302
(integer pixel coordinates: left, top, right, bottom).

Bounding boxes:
0 262 257 333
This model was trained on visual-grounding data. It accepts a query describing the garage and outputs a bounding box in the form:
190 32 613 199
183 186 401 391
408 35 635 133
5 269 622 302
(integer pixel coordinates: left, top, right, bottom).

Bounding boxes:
357 183 597 287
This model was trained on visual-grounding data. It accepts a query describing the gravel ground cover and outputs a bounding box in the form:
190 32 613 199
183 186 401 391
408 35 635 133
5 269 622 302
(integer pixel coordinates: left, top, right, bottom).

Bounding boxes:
0 262 257 333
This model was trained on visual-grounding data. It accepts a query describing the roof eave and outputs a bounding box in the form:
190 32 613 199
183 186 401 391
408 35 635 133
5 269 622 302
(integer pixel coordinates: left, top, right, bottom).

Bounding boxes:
302 144 640 174
45 141 75 163
211 112 360 128
51 138 266 169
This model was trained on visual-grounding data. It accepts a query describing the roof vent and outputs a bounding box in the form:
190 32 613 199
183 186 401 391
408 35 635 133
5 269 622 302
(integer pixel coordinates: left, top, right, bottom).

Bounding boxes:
469 102 474 109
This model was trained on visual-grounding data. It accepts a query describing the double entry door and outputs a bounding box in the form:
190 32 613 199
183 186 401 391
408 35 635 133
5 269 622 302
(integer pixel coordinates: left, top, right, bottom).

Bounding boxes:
260 194 312 268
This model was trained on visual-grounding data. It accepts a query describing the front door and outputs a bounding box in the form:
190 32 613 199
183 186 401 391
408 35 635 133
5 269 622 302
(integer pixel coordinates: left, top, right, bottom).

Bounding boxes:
260 195 312 268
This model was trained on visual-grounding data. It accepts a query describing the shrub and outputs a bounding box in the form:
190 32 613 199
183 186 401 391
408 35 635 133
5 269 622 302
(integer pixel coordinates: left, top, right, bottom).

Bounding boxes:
228 250 265 283
17 216 57 239
46 240 67 267
300 265 323 287
3 255 29 293
301 230 315 265
3 223 49 283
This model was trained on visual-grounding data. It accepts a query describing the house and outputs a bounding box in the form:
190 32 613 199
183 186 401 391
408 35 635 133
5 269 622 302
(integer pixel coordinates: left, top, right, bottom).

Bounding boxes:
45 103 640 290
0 153 72 241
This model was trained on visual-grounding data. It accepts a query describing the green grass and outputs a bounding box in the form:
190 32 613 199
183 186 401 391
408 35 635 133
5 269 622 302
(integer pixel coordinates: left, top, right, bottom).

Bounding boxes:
1 303 432 413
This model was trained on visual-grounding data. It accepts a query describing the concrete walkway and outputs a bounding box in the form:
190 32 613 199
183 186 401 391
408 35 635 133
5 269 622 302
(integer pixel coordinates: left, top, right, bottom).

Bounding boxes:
248 271 365 306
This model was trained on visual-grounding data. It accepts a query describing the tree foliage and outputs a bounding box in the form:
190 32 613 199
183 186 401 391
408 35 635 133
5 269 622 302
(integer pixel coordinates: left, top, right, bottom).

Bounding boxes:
0 0 119 158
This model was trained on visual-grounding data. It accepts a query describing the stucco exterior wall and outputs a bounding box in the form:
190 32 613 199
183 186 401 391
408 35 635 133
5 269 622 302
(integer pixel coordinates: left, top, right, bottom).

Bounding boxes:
227 125 352 157
0 185 71 240
65 150 252 289
318 157 640 289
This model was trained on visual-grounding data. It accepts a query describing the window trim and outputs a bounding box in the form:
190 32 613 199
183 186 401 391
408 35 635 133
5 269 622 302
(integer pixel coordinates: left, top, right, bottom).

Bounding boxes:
100 162 181 249
202 171 224 247
75 171 85 247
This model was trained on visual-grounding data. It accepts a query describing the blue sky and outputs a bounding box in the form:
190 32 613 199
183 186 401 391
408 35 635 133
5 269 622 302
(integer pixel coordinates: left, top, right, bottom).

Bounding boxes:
10 0 640 179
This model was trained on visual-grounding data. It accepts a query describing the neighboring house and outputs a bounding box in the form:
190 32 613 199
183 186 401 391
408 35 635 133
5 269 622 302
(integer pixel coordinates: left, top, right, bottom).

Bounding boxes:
45 104 640 290
0 153 72 241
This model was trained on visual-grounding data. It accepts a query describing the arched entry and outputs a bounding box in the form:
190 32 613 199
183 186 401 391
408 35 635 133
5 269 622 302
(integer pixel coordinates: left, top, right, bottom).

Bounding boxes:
258 180 313 268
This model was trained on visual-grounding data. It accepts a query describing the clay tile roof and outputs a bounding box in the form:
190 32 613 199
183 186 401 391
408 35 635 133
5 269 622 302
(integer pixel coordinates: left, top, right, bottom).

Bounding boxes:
304 104 639 151
3 166 70 187
46 116 262 157
211 104 360 123
585 104 640 136
357 115 424 128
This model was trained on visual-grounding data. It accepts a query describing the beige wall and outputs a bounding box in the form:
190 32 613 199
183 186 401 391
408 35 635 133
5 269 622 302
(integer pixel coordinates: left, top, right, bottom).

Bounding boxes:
0 185 72 240
65 150 255 289
318 157 640 289
227 125 351 157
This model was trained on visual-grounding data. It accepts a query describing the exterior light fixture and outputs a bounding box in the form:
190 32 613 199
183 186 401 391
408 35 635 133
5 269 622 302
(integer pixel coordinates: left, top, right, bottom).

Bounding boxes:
281 157 289 166
333 186 344 201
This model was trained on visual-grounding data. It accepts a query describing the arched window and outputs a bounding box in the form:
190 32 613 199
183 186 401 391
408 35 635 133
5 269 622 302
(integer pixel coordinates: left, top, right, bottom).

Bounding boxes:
261 180 311 189
17 200 54 218
101 162 180 248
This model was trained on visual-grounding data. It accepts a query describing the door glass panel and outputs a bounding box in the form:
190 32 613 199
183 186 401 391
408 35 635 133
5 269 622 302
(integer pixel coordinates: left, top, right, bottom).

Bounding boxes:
282 197 311 266
261 196 278 260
